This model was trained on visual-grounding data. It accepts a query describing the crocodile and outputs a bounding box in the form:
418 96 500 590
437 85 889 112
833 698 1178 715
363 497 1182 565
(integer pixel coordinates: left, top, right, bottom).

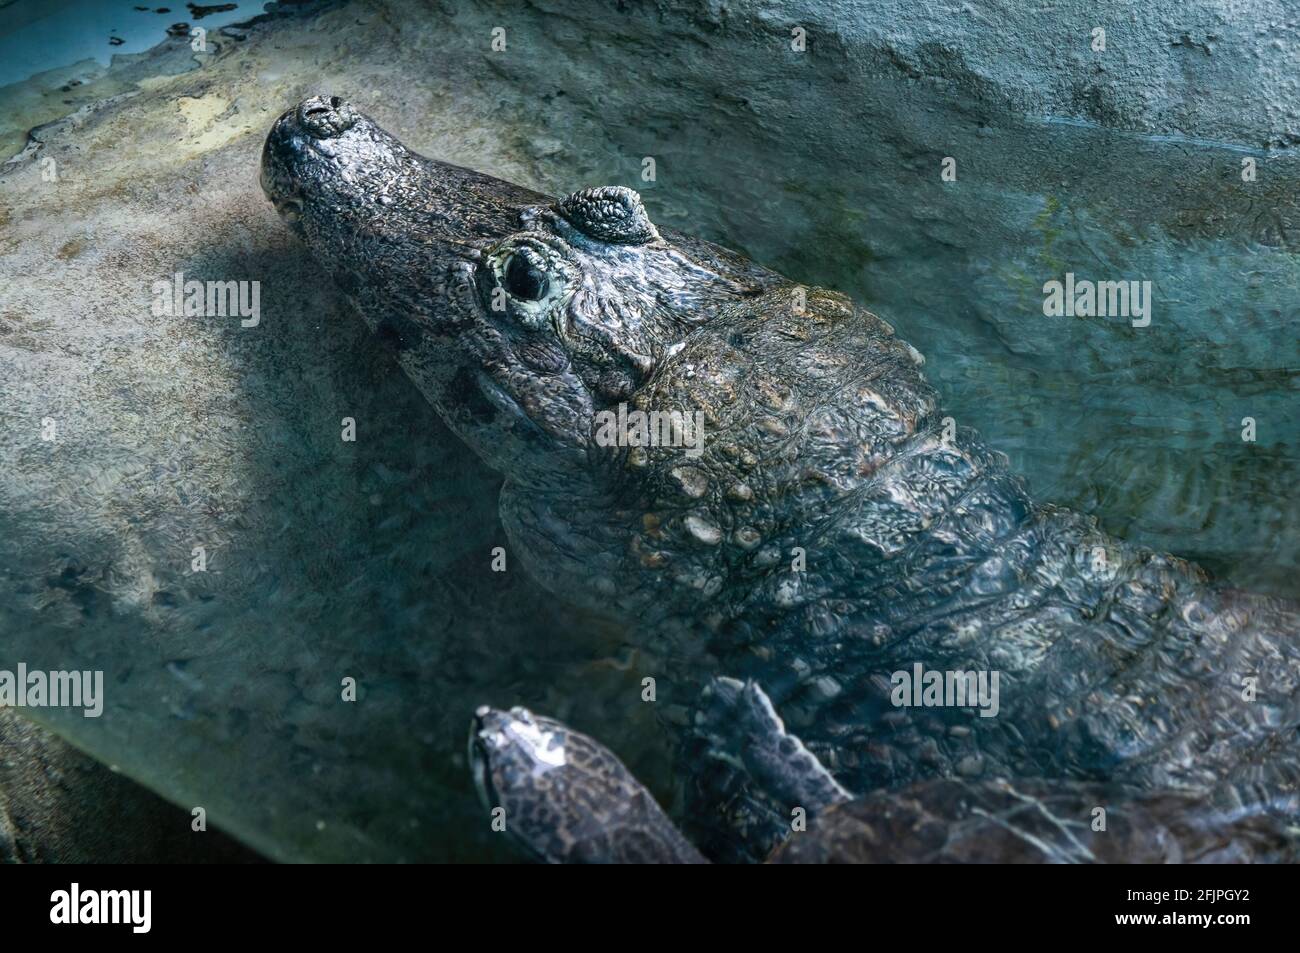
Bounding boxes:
262 96 1300 861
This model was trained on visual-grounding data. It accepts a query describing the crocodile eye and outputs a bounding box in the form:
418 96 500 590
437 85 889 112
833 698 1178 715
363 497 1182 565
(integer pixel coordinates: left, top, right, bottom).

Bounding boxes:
503 251 549 301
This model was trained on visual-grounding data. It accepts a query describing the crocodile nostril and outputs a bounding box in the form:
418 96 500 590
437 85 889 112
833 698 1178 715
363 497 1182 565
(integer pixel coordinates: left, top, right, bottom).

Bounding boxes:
297 95 357 139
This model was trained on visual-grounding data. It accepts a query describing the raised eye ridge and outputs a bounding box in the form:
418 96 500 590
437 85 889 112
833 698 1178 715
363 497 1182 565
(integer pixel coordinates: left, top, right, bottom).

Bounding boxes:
556 185 659 244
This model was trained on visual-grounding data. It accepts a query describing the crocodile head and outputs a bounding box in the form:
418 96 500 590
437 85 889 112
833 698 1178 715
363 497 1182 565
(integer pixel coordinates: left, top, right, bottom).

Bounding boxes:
262 96 772 487
263 97 943 627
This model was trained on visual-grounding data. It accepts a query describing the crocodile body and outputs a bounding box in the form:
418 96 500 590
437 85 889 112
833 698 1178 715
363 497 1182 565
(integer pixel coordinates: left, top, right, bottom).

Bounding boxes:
262 97 1300 861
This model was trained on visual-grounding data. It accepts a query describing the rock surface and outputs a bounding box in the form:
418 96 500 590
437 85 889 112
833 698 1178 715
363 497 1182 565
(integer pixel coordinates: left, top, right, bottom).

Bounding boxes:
0 709 262 863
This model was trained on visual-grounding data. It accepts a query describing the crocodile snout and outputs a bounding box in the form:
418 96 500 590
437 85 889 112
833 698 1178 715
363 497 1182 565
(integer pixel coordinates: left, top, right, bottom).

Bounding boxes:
294 95 358 139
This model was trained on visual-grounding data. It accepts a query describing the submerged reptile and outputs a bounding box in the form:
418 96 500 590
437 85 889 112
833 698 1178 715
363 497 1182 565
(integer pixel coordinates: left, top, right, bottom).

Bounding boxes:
262 96 1300 860
470 681 1300 863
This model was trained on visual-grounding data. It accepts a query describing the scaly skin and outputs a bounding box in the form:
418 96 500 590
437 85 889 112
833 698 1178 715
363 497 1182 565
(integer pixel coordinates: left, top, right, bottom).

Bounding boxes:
470 700 1300 864
768 778 1300 864
469 706 706 863
263 97 1300 861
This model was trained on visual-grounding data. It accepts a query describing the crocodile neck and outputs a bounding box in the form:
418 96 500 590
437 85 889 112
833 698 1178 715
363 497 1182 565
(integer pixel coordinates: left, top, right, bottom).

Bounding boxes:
498 286 1239 790
500 392 1164 684
498 284 1086 653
